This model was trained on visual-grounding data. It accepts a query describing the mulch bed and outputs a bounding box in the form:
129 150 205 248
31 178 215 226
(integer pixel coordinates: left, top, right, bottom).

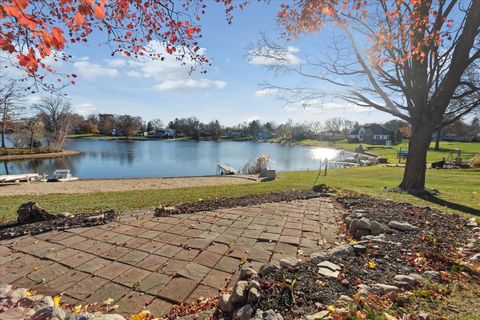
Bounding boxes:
154 188 332 216
253 195 479 319
0 210 117 240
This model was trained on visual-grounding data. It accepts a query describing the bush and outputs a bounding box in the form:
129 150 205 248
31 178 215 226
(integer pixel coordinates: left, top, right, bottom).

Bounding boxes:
470 154 480 167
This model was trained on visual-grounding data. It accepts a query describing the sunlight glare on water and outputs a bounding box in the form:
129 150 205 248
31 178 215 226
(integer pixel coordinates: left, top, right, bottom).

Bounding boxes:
309 148 340 160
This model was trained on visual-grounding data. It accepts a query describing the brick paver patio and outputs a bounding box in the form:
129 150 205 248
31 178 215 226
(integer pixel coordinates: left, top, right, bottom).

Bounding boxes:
0 197 342 317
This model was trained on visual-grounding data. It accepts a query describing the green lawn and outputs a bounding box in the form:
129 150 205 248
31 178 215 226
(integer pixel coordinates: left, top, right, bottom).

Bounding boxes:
1 167 478 223
297 139 479 164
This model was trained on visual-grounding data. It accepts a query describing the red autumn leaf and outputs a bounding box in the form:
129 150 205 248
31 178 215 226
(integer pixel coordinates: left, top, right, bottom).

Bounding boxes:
93 5 106 20
74 12 85 25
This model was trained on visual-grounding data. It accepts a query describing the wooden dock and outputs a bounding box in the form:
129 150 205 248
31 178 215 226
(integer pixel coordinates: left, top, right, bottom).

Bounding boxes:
0 173 40 183
217 163 239 175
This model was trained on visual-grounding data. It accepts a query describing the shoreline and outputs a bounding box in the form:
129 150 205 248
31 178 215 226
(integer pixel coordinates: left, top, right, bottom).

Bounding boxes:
0 174 261 197
0 149 81 162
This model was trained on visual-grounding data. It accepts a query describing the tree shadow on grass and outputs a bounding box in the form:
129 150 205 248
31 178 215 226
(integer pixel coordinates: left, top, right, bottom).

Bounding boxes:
411 193 480 216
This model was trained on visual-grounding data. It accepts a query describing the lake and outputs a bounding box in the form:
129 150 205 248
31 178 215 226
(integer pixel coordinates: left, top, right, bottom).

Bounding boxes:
0 139 346 179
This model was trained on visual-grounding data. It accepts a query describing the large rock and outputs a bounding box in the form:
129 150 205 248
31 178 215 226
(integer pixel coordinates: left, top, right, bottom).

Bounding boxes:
423 270 440 281
31 306 66 320
310 252 329 261
0 307 36 320
218 294 234 313
17 202 57 224
370 221 389 235
329 245 353 257
254 309 284 320
0 283 12 299
349 218 371 232
279 257 299 269
247 287 260 303
239 268 257 281
317 261 341 279
259 264 278 277
388 221 418 232
233 304 254 320
306 311 330 320
393 275 418 288
371 283 400 294
92 315 126 320
230 281 249 304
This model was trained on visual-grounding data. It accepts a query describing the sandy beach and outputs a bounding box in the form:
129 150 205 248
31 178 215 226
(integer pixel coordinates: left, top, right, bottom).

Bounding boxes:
0 175 260 197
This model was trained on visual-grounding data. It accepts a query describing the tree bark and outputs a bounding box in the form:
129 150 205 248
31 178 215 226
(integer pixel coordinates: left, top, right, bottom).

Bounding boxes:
1 123 5 148
434 129 441 151
398 122 434 191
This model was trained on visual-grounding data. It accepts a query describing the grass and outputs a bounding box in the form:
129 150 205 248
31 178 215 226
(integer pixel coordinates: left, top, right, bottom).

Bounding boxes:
296 139 479 164
0 147 62 156
1 166 478 222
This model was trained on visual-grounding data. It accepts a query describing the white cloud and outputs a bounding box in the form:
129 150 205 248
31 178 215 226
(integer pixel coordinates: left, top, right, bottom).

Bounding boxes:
126 70 142 77
284 100 371 113
244 116 260 123
155 79 226 91
248 46 301 65
108 58 127 67
73 60 119 80
73 102 97 116
255 88 279 97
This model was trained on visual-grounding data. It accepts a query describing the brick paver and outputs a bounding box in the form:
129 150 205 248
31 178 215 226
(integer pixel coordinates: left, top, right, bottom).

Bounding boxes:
0 197 341 317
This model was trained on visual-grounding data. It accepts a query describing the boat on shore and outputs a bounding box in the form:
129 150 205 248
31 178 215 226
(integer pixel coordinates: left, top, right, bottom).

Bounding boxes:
0 173 40 183
48 169 79 182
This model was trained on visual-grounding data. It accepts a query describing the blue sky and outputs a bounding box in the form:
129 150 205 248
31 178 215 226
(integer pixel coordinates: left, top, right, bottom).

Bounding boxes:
26 1 395 126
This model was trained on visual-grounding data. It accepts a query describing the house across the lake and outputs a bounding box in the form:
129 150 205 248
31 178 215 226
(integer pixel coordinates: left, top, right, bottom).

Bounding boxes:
347 124 392 144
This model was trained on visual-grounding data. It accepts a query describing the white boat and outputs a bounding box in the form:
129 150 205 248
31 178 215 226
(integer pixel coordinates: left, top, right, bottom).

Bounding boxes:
49 169 79 182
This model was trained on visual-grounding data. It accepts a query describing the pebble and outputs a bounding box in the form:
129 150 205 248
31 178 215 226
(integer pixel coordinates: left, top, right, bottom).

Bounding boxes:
92 315 126 320
230 281 249 304
248 279 260 290
467 218 478 227
65 313 96 320
9 288 29 302
254 309 284 320
233 304 254 320
0 283 12 299
408 273 425 283
0 307 36 319
317 261 341 279
335 295 353 306
239 267 257 280
388 221 418 232
352 244 367 253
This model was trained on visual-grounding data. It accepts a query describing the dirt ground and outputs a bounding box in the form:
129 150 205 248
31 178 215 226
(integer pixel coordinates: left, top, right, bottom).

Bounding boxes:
0 175 260 196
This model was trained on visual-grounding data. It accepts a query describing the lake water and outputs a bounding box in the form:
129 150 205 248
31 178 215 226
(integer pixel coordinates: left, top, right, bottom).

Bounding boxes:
0 139 345 179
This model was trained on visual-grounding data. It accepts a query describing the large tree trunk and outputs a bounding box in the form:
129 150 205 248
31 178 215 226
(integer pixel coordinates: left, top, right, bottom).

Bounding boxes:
398 122 434 191
434 129 441 151
1 124 5 148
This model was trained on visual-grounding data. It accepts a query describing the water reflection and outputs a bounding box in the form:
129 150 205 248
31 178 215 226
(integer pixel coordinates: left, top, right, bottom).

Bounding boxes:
0 140 344 179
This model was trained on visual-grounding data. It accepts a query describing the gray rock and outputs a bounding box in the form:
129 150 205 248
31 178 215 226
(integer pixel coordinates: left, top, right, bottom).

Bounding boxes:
279 257 299 268
233 304 254 320
0 307 36 320
469 253 480 262
92 315 126 320
259 309 284 320
247 287 260 303
408 273 425 283
388 221 418 232
370 221 389 235
230 281 249 304
467 218 478 227
393 275 418 288
317 261 341 278
371 283 400 294
423 270 440 280
31 306 66 320
306 310 330 320
352 244 367 253
9 288 29 302
353 229 371 239
259 264 278 277
310 251 329 261
329 244 353 257
34 295 54 309
65 313 95 320
218 294 234 313
335 295 353 306
317 261 341 271
239 267 257 280
349 218 371 234
248 279 260 290
0 283 12 299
